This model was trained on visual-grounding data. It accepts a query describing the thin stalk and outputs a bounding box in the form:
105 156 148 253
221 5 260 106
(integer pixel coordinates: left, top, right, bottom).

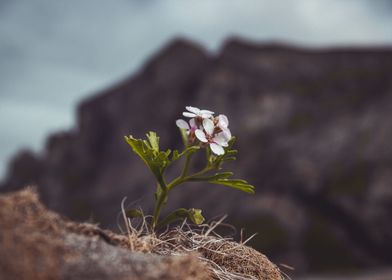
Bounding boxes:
167 166 212 191
152 153 214 227
186 166 212 180
167 153 194 191
180 154 192 178
167 177 184 191
152 187 167 228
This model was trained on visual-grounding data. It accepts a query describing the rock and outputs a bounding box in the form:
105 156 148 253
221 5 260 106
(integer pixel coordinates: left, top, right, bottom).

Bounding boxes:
0 188 283 280
0 188 210 280
2 38 392 273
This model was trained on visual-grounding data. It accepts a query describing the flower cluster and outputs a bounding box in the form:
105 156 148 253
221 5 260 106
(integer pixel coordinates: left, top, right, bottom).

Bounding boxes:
176 106 232 155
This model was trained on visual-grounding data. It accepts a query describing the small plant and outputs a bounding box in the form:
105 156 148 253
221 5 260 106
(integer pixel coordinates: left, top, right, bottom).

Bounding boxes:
125 106 255 229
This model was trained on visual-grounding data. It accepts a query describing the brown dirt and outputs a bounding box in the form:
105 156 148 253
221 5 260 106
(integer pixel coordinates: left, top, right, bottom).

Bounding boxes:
0 187 284 280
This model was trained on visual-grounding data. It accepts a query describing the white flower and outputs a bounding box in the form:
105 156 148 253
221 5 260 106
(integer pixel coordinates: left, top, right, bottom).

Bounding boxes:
218 114 229 129
195 118 228 155
217 114 232 141
183 106 214 119
176 118 197 134
221 128 232 141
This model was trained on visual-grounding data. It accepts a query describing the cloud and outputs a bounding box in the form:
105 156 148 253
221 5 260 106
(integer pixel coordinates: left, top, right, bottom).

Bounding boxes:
0 0 392 179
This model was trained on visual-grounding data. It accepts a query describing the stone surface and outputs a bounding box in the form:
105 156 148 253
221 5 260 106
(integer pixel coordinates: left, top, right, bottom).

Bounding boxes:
1 38 392 273
0 189 210 280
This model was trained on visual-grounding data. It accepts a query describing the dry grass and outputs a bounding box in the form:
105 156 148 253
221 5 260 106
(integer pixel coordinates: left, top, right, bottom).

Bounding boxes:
120 199 285 280
154 224 284 280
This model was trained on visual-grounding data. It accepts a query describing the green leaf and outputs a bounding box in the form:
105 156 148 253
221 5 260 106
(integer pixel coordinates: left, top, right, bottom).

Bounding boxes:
208 178 255 194
187 169 255 194
188 171 234 181
171 150 180 161
146 131 160 152
225 150 238 156
189 208 205 224
223 156 236 161
124 132 171 188
125 208 143 218
226 136 236 149
209 137 239 169
171 146 200 162
157 208 205 228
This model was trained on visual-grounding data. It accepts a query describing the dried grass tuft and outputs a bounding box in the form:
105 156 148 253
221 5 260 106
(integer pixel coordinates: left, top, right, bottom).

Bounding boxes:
121 204 285 280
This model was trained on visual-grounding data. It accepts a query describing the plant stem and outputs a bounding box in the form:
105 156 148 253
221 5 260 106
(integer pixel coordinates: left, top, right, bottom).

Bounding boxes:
186 167 212 180
152 154 193 228
152 154 214 228
166 153 194 191
152 187 167 229
180 154 192 178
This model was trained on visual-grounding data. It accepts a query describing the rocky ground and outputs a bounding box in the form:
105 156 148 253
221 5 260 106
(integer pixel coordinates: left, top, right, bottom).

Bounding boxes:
0 188 283 280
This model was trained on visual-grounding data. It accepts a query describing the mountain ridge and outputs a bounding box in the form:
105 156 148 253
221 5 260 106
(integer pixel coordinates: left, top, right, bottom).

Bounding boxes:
2 38 392 273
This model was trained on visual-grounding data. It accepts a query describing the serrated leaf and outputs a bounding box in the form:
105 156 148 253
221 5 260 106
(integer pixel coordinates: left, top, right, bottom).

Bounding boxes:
126 208 143 218
164 149 171 157
157 208 205 228
146 131 160 152
171 150 180 161
124 133 171 188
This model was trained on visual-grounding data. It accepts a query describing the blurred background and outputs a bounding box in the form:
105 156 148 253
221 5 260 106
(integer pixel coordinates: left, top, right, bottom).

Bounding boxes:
1 0 392 278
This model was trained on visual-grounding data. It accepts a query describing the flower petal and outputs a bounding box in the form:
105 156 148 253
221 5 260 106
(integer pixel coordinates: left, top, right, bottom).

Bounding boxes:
183 112 196 118
213 133 229 147
201 113 214 119
218 114 229 128
210 143 225 155
176 119 190 130
203 118 215 135
222 128 232 141
185 106 200 115
195 129 208 142
200 109 214 115
189 118 196 129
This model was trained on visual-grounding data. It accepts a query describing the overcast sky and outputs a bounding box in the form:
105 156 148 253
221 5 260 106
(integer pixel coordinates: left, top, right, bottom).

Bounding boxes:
1 0 392 179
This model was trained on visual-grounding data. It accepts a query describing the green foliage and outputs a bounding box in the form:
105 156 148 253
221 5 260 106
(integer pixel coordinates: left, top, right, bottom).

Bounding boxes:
171 145 200 162
209 137 238 169
124 132 171 188
188 171 255 194
125 208 143 218
125 130 255 229
157 208 205 228
207 178 255 194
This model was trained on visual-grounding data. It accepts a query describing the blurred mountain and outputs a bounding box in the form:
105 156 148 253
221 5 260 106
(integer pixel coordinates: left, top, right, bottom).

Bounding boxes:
1 38 392 273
